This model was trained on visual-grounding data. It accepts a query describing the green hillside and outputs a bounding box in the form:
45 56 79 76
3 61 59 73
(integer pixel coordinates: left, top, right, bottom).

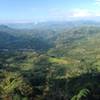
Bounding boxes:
0 23 100 100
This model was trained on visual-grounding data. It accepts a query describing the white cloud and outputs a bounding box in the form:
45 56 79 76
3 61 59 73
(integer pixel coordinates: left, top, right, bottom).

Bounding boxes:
68 8 100 19
69 9 92 18
95 0 100 5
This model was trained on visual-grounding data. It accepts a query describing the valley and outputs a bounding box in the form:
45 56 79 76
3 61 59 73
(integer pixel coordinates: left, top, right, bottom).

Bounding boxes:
0 21 100 100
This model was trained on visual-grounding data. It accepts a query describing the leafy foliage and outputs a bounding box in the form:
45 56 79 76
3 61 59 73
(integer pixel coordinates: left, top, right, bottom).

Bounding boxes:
0 23 100 100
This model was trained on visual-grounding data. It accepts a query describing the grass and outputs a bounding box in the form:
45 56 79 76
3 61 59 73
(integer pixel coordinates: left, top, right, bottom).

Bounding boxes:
49 57 70 64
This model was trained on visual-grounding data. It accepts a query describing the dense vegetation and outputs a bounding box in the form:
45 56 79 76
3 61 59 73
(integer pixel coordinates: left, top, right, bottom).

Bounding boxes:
0 21 100 100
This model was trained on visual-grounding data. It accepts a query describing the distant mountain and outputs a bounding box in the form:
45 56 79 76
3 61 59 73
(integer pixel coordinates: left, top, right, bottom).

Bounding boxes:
0 21 100 51
6 23 36 29
0 25 52 51
5 20 100 29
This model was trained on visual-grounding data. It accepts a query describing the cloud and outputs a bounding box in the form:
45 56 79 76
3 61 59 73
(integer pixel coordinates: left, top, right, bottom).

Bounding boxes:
95 0 100 5
48 8 93 21
45 8 100 21
36 8 100 21
68 8 100 19
69 9 92 18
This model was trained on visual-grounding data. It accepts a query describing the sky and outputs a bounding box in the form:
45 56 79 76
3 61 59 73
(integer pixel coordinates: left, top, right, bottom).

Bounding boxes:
0 0 100 23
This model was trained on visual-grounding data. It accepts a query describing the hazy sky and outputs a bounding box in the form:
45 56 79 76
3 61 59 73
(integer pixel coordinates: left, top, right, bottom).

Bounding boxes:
0 0 100 23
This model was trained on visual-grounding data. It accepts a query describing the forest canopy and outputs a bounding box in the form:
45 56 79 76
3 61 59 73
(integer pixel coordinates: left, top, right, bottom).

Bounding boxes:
0 22 100 100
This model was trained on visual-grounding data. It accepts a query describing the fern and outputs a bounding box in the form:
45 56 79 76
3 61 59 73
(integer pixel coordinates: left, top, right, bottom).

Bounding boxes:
71 88 90 100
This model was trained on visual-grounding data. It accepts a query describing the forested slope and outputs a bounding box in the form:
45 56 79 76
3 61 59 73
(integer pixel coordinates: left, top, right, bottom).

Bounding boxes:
0 22 100 100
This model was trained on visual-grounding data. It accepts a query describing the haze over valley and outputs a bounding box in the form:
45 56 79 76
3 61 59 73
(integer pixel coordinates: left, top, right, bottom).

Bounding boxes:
0 0 100 100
